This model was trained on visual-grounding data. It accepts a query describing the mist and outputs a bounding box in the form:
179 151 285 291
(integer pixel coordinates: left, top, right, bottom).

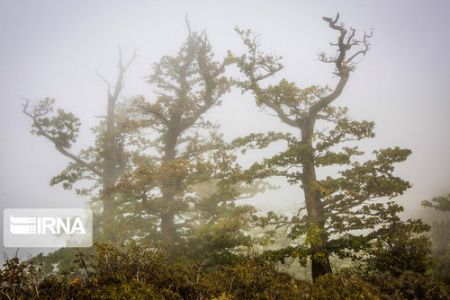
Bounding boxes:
0 1 449 294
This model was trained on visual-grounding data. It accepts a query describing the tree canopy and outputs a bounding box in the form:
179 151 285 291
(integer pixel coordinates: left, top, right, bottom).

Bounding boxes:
17 14 449 297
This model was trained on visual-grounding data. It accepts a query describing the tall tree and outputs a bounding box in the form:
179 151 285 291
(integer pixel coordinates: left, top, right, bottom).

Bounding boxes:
117 25 239 247
22 50 136 238
231 14 412 281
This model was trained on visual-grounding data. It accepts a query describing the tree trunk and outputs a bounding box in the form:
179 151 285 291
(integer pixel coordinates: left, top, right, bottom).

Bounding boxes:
301 119 332 282
161 212 176 244
101 93 124 240
160 127 179 245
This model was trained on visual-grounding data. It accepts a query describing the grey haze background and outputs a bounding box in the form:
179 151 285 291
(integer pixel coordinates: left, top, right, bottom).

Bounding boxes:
0 0 449 259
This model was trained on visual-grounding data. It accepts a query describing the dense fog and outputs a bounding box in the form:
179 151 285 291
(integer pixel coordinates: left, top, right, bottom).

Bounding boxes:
0 2 449 294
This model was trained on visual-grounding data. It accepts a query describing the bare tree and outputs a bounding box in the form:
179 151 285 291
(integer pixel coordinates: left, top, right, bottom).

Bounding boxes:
23 50 136 239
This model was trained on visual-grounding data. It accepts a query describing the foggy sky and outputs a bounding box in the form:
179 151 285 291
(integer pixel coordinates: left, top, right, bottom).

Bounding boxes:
1 0 449 259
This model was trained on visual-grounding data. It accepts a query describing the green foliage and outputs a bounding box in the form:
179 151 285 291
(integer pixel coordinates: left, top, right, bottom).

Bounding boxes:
1 244 307 299
229 15 412 281
431 220 450 284
367 271 450 300
365 219 432 276
0 257 45 299
115 27 240 246
309 270 380 300
3 242 450 299
422 193 450 212
27 98 81 149
19 15 450 297
422 194 450 283
183 193 256 264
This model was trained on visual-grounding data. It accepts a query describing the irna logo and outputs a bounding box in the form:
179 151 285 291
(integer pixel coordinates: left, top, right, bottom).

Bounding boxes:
9 216 86 235
3 208 92 248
